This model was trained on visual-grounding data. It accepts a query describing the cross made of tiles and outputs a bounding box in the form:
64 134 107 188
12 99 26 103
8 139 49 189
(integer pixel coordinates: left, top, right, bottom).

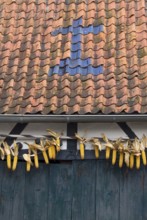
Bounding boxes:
49 17 103 76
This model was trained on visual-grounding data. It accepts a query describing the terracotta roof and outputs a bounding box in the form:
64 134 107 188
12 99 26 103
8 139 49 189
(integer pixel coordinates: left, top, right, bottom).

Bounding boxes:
0 0 147 114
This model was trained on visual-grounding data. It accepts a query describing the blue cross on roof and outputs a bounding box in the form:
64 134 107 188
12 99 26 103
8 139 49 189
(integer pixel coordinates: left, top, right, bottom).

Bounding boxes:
49 17 103 76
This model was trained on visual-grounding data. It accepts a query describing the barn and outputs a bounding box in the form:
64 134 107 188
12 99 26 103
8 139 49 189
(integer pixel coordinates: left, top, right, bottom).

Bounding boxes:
0 0 146 219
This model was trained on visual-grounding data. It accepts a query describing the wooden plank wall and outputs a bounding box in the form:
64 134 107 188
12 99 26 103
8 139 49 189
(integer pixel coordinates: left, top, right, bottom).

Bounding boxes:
0 160 146 220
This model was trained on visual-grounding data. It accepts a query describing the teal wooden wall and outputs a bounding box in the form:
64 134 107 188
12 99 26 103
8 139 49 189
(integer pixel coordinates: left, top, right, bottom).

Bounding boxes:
0 160 146 220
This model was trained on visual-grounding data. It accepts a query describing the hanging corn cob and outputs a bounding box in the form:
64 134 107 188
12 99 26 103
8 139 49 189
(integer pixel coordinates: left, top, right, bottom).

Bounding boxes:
124 152 130 168
123 141 130 167
3 142 12 169
112 139 122 165
47 129 61 152
112 148 117 165
75 133 87 160
46 139 57 160
118 142 124 168
23 149 33 172
141 135 147 165
90 138 102 158
25 142 43 168
133 138 141 170
129 153 134 169
42 147 49 164
32 143 42 168
35 139 49 164
125 140 134 169
12 142 22 171
102 134 114 160
0 142 5 161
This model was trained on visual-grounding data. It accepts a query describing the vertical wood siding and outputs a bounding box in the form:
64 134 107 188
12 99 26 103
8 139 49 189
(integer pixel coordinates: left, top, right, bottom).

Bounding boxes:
0 160 146 220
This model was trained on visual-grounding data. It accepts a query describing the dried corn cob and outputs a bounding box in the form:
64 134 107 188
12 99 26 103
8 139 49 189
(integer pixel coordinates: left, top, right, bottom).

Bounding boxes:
75 133 87 160
39 140 49 164
80 142 85 160
52 145 56 160
106 147 111 159
112 149 117 165
94 145 99 158
12 141 19 171
42 150 49 164
47 129 61 152
23 150 33 172
130 154 134 169
136 155 140 169
48 146 53 159
141 135 147 165
102 134 113 160
56 137 60 152
12 142 22 171
90 138 102 159
119 152 124 168
34 153 39 168
141 150 146 165
3 142 11 169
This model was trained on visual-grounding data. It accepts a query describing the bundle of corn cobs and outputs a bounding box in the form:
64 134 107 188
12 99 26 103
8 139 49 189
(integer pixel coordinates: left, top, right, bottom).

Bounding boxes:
0 129 61 172
76 133 147 169
23 129 61 171
0 130 147 172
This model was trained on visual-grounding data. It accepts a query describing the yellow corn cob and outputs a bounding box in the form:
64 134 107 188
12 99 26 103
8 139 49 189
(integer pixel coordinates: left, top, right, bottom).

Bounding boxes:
94 145 99 159
119 152 124 168
52 146 56 159
112 149 117 165
106 147 110 159
7 154 11 169
26 161 31 172
42 150 49 164
56 138 60 152
12 155 18 171
34 153 39 168
136 155 140 169
130 154 134 169
80 143 85 159
141 150 146 165
48 146 53 159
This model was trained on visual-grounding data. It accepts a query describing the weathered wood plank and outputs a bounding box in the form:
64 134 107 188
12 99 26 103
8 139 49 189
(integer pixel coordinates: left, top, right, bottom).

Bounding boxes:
96 160 120 220
0 161 8 220
23 163 49 220
10 162 26 220
120 166 144 220
48 162 73 220
0 161 25 220
143 167 147 219
72 160 96 220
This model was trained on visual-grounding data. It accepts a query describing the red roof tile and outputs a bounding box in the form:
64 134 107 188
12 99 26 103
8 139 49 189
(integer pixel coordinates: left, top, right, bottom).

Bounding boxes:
0 0 147 114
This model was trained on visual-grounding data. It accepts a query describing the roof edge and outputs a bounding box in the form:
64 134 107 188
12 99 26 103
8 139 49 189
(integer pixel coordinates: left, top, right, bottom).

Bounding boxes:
0 114 146 123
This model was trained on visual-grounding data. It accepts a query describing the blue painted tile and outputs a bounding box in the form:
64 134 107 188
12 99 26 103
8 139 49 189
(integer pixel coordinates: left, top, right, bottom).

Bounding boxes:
72 34 81 43
71 42 81 51
73 26 83 35
70 50 81 59
73 17 82 27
